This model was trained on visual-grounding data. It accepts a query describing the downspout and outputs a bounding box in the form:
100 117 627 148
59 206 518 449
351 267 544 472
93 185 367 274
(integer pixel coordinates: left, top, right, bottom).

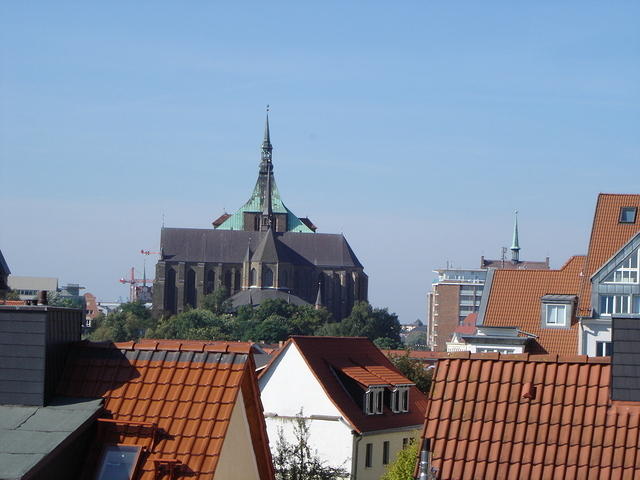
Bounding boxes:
351 430 362 479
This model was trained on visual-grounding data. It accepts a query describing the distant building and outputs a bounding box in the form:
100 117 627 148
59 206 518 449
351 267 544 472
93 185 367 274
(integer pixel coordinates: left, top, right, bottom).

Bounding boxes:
427 213 550 351
153 115 367 320
7 275 58 300
454 194 640 356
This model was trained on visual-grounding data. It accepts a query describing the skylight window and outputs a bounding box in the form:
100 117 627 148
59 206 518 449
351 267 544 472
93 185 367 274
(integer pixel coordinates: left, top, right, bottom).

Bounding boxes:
620 207 637 224
95 445 142 480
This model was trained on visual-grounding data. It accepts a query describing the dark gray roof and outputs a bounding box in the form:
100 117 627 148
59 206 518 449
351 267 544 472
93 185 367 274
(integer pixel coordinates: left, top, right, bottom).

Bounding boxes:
160 228 363 268
0 396 102 480
0 249 9 277
252 229 281 263
229 288 310 308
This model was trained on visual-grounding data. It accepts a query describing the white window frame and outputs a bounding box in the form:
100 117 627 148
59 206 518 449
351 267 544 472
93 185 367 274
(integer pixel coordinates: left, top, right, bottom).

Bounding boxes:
364 387 385 415
545 304 568 326
600 295 631 316
604 249 639 284
391 386 410 413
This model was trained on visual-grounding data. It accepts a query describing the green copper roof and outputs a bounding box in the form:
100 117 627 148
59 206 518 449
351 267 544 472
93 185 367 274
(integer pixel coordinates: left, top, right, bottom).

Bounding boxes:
216 114 313 233
217 175 312 232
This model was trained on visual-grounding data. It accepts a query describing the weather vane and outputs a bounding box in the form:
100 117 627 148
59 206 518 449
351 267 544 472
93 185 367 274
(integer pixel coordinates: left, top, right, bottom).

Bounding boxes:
266 104 270 113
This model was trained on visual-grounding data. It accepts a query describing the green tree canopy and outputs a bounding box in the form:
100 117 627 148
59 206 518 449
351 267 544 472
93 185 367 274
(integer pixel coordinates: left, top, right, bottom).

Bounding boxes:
388 352 433 394
381 442 419 480
88 302 155 342
146 308 232 340
317 302 402 348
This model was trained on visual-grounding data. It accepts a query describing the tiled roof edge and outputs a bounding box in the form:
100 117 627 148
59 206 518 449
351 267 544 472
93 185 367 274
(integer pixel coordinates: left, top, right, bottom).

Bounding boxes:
440 352 611 364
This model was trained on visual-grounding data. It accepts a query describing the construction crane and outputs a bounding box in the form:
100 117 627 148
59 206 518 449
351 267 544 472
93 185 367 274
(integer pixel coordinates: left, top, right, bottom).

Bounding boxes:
119 267 153 302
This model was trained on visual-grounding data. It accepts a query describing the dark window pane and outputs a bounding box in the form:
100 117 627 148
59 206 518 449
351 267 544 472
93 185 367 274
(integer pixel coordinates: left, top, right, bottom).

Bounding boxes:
365 443 373 468
620 207 637 223
96 445 141 480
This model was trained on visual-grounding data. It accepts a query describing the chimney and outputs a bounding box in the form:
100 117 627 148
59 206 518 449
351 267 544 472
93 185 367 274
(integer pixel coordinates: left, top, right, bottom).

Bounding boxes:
38 290 48 305
611 314 640 402
0 305 82 406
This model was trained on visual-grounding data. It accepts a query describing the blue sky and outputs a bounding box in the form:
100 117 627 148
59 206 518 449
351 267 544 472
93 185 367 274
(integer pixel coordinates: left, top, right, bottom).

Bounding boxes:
1 2 639 322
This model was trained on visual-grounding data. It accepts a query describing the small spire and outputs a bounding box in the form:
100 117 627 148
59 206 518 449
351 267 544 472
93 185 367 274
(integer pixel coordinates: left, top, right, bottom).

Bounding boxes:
314 282 322 310
261 105 272 163
511 210 520 262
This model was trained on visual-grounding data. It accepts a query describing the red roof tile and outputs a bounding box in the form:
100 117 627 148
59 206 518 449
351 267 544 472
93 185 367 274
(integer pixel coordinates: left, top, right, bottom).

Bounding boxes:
483 255 586 355
58 340 273 480
268 336 428 433
578 194 640 316
422 354 640 480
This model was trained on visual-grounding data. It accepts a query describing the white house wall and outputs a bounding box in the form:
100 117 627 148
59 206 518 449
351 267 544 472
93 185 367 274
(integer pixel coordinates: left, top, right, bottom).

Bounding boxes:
354 428 421 480
259 342 353 473
215 390 262 480
581 321 611 356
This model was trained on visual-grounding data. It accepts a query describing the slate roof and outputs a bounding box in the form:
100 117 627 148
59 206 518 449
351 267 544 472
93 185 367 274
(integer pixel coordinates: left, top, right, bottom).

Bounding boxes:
57 340 274 480
264 336 427 433
480 258 549 270
577 193 640 317
482 255 586 355
422 352 640 480
229 289 310 309
160 227 363 268
0 397 102 480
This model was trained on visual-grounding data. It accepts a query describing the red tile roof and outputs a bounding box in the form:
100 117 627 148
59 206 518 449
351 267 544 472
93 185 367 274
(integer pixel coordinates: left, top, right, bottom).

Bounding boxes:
422 352 640 480
454 313 477 335
578 194 640 316
57 339 274 480
483 255 586 355
266 336 427 433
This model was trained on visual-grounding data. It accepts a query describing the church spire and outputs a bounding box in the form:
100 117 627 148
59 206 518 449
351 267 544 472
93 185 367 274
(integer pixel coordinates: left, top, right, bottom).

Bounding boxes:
260 107 274 230
261 106 272 164
511 210 520 262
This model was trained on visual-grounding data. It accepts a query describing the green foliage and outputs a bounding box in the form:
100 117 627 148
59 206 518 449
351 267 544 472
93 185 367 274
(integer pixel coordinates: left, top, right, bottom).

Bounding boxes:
388 352 433 394
88 302 155 342
147 308 232 340
317 302 402 348
201 287 232 314
374 337 399 350
1 289 21 300
403 329 429 350
273 411 349 480
381 442 419 480
48 291 83 309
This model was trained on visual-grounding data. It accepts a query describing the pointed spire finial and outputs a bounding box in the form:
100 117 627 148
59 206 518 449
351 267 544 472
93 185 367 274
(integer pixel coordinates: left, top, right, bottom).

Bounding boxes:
261 105 272 163
511 210 520 262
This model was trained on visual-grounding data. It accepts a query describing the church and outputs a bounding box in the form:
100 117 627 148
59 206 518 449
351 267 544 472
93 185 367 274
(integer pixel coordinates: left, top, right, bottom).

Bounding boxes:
152 115 368 320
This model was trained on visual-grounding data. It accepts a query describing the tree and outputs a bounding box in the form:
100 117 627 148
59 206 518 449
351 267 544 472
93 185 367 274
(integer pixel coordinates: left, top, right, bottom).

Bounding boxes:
146 308 232 340
201 287 232 315
403 329 429 350
317 302 402 348
381 442 419 480
88 302 155 342
273 411 348 480
388 352 433 394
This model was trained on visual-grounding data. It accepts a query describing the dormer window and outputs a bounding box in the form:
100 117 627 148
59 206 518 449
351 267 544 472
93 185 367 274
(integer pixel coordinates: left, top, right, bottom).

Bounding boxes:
620 207 637 224
391 386 410 413
545 304 567 326
364 386 385 415
540 295 575 328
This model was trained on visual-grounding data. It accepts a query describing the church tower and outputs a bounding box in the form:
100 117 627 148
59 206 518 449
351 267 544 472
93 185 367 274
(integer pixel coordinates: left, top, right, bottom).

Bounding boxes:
212 111 316 233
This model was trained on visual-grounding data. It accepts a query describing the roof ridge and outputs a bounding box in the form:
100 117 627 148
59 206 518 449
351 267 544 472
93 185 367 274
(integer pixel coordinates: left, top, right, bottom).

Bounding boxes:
442 352 611 364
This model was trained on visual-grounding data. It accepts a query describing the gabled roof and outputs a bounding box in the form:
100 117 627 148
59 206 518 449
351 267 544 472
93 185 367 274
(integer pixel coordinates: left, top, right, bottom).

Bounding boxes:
251 228 281 263
578 194 640 316
160 228 364 268
264 336 427 433
229 289 310 308
482 255 586 355
57 340 274 480
422 352 640 480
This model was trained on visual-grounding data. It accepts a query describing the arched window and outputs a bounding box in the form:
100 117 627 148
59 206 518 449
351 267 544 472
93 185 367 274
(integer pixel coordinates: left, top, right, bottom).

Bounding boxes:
205 270 215 294
263 266 274 288
250 268 257 286
166 268 176 314
185 268 197 308
234 270 241 292
281 270 288 288
224 271 232 292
